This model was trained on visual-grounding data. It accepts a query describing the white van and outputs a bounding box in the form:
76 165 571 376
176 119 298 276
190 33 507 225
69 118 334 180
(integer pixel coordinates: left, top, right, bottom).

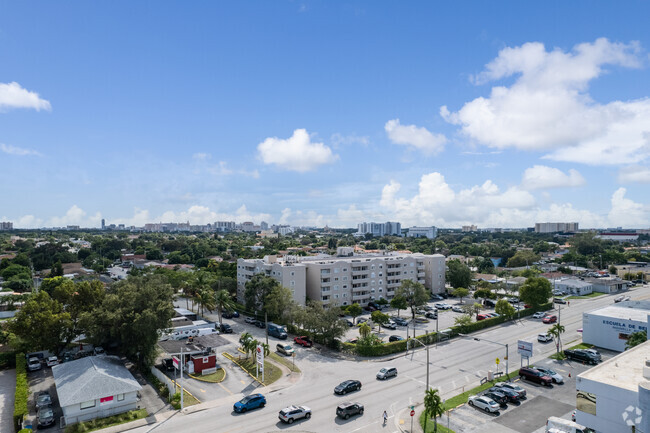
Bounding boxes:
546 416 594 433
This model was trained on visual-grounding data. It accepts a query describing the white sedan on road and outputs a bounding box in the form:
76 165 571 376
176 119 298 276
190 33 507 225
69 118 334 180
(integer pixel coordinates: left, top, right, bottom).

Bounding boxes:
468 395 500 413
532 312 546 319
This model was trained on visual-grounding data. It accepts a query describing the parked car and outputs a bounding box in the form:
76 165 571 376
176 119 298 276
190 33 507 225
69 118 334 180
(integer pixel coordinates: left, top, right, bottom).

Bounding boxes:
554 298 567 304
431 294 444 301
533 366 564 384
383 322 397 330
584 348 602 361
483 299 497 308
345 319 354 327
488 386 521 403
244 317 257 324
233 393 266 413
483 391 508 407
27 357 42 372
425 311 438 319
93 346 105 356
614 295 624 303
423 305 434 311
294 336 313 347
452 306 464 313
46 356 59 367
532 312 546 319
519 367 553 386
276 344 294 356
35 391 52 410
222 310 240 319
468 395 500 413
495 382 527 399
357 318 368 325
162 358 175 371
477 314 489 321
336 402 364 419
542 315 557 324
564 349 599 365
434 302 446 309
376 367 398 380
388 335 404 342
487 313 500 318
538 333 553 343
37 405 55 428
218 323 233 333
334 380 362 395
254 320 265 329
278 405 311 424
392 317 408 326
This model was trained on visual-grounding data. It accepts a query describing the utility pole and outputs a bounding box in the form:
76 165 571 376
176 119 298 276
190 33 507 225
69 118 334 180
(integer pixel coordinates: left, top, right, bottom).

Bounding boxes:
180 347 184 411
409 335 430 391
265 311 269 346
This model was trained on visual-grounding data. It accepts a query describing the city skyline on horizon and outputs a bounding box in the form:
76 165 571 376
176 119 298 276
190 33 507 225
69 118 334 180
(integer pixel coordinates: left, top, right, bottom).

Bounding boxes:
2 2 650 229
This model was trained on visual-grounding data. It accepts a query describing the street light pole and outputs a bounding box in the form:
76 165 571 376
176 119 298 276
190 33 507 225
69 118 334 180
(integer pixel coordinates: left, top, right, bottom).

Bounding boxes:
460 334 510 380
409 335 430 391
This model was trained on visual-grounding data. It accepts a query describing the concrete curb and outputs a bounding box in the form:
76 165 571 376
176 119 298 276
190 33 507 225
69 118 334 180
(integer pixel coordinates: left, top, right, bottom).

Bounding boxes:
187 367 226 383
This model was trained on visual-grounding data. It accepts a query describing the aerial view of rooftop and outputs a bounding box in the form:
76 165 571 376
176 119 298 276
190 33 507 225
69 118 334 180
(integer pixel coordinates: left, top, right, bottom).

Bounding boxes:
1 2 649 433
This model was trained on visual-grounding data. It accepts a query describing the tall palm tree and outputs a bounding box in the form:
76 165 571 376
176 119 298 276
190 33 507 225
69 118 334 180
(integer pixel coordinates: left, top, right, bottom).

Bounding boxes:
548 323 566 353
423 388 445 432
214 289 235 327
358 322 371 340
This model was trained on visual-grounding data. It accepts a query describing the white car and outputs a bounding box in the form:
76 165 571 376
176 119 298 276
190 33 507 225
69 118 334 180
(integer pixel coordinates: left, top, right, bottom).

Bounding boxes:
538 333 553 343
452 306 464 313
533 366 564 384
532 312 546 319
467 395 500 413
27 357 42 371
278 405 312 424
45 356 59 367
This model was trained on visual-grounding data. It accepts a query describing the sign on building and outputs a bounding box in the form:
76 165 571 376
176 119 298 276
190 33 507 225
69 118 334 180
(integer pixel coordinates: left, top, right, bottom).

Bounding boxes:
517 340 533 358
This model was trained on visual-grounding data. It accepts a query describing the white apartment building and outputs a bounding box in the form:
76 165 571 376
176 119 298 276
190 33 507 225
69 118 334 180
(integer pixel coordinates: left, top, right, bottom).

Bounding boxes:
575 340 650 433
534 222 579 233
356 221 402 237
461 225 477 232
237 252 445 308
406 226 438 239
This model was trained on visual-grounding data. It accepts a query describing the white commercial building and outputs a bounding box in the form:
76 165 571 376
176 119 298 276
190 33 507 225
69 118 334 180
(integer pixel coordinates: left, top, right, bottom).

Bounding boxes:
582 301 650 352
534 222 579 233
406 226 438 239
575 340 650 433
356 221 402 237
553 278 594 296
237 252 445 308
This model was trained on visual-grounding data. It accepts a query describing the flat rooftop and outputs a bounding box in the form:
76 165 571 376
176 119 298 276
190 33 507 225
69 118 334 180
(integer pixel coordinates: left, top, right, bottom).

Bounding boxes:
158 334 230 355
585 305 650 322
579 340 650 392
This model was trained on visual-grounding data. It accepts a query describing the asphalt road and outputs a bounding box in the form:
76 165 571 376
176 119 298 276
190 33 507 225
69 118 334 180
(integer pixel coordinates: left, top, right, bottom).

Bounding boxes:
141 285 649 433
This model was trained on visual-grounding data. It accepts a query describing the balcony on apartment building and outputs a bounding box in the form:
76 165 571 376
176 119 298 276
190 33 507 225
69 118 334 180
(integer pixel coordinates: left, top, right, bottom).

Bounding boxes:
387 263 401 269
351 274 369 281
387 271 401 277
320 269 331 275
352 282 369 289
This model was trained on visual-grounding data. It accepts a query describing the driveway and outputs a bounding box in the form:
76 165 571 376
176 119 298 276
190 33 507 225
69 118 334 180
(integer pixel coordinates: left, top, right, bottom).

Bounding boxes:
27 364 63 432
0 368 16 433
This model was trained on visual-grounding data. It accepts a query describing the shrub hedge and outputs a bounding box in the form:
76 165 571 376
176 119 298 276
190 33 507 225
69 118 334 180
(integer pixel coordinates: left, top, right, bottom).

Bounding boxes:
14 353 28 432
345 302 552 357
0 351 17 369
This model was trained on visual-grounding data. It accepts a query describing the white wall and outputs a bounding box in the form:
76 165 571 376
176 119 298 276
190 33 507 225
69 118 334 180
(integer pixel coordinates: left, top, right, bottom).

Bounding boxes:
576 376 639 433
583 312 648 352
62 391 138 425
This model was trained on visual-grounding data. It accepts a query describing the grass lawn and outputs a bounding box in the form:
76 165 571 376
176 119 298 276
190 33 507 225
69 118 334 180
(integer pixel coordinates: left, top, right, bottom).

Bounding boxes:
64 408 148 433
189 368 226 383
567 292 605 299
269 352 301 373
550 352 567 360
225 352 283 386
420 411 455 433
569 342 594 350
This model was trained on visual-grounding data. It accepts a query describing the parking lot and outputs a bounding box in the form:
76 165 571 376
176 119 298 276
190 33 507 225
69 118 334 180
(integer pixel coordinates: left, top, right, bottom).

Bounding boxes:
441 348 617 433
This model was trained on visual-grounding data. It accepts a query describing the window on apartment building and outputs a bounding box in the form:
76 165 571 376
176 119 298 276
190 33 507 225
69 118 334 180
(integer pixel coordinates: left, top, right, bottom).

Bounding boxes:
117 394 125 401
334 268 339 273
334 285 339 290
379 280 382 285
81 400 96 410
291 271 295 276
334 294 339 299
411 263 414 266
343 268 348 272
371 265 375 269
343 293 347 298
379 265 383 269
371 272 375 278
343 276 348 281
379 288 383 292
343 285 348 289
334 277 338 281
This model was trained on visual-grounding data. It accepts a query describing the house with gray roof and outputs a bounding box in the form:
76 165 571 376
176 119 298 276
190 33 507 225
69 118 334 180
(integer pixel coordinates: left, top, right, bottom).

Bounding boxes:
553 278 593 296
52 355 142 425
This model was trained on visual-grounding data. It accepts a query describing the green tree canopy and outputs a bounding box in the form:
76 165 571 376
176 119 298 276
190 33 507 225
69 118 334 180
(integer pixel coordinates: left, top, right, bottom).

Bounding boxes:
519 277 552 310
345 303 363 323
474 288 496 300
423 388 445 432
446 259 472 289
390 295 408 317
452 287 469 303
625 331 647 350
495 299 516 319
395 280 429 321
244 274 280 313
506 250 540 268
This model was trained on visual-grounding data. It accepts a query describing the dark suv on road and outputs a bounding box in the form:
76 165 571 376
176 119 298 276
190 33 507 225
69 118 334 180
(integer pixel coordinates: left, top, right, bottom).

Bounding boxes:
564 349 600 365
519 367 553 386
336 402 364 419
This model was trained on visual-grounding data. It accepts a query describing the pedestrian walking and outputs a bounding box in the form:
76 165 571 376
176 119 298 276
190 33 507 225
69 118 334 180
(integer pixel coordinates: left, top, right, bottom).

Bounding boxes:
382 410 388 425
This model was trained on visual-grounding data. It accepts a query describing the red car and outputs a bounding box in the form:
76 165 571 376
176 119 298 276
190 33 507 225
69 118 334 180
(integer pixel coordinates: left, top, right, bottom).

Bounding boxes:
294 336 313 347
542 315 557 324
477 314 489 321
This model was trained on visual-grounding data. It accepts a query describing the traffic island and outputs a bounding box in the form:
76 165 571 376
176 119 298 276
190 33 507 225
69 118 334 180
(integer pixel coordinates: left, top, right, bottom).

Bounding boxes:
188 368 226 383
223 352 282 386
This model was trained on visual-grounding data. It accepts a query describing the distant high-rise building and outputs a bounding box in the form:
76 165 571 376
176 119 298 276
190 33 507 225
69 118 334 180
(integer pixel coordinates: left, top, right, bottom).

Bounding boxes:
356 221 402 237
101 219 106 230
534 222 579 233
0 222 13 230
260 221 269 231
462 225 477 232
406 226 438 239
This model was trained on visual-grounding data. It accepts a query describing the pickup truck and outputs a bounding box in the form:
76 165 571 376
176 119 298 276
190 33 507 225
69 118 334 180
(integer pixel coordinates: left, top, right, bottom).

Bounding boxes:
564 349 599 365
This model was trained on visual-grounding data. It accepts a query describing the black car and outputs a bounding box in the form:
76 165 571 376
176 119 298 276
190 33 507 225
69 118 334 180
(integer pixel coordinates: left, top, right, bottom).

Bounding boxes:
388 335 404 342
162 358 175 371
336 402 364 419
345 319 354 327
222 310 240 319
488 387 521 403
254 320 265 329
334 380 362 395
391 317 408 326
219 323 233 333
483 391 508 407
564 349 600 365
35 391 52 410
37 405 55 428
425 312 438 319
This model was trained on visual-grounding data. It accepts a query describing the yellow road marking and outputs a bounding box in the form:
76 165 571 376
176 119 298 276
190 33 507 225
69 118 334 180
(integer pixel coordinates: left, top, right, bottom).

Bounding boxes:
218 382 233 395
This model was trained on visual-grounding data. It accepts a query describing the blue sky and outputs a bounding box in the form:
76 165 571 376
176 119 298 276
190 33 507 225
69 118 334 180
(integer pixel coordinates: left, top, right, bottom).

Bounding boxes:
1 1 650 229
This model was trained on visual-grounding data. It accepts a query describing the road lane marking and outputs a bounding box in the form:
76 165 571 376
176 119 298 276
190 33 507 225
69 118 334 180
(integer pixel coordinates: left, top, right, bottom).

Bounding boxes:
218 382 233 395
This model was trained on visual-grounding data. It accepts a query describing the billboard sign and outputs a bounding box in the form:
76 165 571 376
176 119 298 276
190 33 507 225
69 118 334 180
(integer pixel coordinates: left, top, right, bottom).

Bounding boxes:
517 340 533 358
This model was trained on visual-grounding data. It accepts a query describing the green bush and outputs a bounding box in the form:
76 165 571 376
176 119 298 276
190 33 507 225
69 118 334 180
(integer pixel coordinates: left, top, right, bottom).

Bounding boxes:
14 353 28 432
0 351 17 369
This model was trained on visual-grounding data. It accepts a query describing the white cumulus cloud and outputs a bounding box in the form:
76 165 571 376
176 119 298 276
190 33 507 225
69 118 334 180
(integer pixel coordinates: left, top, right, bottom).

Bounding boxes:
0 143 43 156
618 166 650 183
0 82 51 112
608 188 648 227
48 205 102 228
521 165 586 190
441 38 650 165
384 119 446 155
257 129 338 172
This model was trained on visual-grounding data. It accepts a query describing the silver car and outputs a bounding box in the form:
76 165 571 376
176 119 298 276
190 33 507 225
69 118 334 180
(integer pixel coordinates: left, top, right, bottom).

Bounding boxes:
376 367 398 380
533 366 564 384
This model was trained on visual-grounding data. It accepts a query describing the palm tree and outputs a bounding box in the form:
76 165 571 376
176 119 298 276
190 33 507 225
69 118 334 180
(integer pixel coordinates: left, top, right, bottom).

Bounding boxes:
548 323 566 353
214 289 235 327
423 388 445 432
359 322 371 340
